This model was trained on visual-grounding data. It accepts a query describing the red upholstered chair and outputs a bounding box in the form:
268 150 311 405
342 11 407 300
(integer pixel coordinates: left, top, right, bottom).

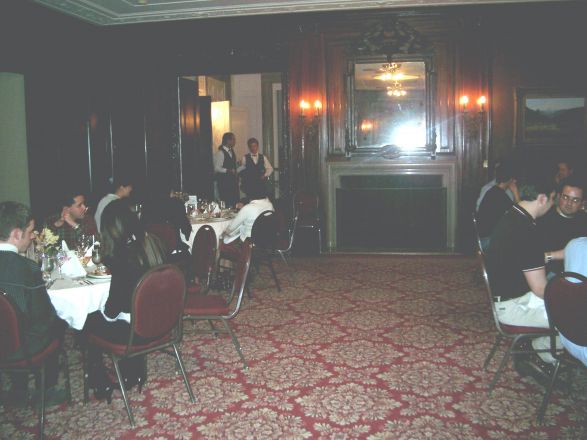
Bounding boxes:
83 265 195 427
183 240 253 369
293 190 322 253
478 250 555 393
537 272 587 422
0 291 71 440
188 225 217 295
145 223 179 254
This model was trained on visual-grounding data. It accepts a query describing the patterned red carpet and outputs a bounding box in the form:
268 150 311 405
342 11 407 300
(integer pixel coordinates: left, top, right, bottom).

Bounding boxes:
2 255 586 439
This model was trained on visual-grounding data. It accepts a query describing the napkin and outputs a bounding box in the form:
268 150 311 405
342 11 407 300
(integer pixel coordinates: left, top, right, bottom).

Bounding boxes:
62 240 70 252
60 250 87 278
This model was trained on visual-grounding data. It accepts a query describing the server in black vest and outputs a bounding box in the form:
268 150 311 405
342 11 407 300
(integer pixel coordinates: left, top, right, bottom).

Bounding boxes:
240 137 274 199
213 132 240 207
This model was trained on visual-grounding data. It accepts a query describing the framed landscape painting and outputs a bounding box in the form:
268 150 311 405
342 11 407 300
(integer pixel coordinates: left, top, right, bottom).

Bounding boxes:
516 88 586 146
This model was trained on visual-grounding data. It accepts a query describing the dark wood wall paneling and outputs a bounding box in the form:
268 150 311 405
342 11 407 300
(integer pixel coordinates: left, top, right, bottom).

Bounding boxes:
7 1 587 248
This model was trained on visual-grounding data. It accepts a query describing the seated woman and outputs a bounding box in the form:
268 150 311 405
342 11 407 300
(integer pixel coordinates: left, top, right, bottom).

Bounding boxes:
84 199 166 402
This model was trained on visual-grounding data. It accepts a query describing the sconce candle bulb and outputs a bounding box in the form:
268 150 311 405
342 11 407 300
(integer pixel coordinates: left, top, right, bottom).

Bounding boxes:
314 99 322 117
459 95 469 112
299 99 310 117
477 95 487 112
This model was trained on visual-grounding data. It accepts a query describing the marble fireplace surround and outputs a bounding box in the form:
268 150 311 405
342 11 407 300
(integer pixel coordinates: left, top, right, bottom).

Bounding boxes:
325 156 457 252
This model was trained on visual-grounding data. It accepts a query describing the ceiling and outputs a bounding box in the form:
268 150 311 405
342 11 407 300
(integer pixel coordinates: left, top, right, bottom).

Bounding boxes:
32 0 567 26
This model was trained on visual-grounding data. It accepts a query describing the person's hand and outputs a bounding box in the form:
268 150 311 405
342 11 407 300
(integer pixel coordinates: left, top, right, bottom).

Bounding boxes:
235 202 244 210
61 208 77 228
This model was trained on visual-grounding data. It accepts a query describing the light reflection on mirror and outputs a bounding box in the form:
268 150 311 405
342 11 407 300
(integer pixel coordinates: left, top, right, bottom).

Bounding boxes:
354 60 426 150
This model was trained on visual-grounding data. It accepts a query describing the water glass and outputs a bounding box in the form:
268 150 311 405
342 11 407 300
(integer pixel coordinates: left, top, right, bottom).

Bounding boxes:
40 254 55 284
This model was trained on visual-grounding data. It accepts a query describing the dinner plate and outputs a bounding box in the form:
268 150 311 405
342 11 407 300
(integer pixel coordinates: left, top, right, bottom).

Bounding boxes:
87 273 112 279
208 217 230 222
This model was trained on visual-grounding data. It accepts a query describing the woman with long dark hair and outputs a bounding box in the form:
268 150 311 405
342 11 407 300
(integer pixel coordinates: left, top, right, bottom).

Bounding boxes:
84 199 166 402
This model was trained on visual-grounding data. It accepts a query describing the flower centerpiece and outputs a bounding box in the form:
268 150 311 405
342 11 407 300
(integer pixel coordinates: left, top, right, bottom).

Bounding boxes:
34 227 60 257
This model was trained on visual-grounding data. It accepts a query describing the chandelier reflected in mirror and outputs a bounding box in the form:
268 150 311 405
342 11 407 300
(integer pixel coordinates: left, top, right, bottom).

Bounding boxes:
374 62 416 97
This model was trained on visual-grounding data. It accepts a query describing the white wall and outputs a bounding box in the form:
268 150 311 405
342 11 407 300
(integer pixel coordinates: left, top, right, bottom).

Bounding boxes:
0 72 30 205
230 74 263 158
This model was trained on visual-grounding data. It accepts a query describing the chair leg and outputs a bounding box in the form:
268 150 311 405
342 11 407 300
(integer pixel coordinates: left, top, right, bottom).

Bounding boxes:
488 339 516 394
172 343 196 403
39 366 46 440
484 335 503 370
112 357 135 427
82 348 90 404
537 359 562 423
221 319 248 369
266 256 281 292
317 227 322 254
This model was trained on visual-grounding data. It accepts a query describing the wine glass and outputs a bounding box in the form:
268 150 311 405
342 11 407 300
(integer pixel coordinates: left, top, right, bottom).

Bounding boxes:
40 254 55 285
92 244 105 273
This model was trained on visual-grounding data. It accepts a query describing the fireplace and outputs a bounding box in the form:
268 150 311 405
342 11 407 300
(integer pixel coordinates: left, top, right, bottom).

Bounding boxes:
325 157 457 252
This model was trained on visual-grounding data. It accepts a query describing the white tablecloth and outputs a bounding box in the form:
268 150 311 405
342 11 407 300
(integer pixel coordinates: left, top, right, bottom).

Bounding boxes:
47 277 111 330
183 216 232 251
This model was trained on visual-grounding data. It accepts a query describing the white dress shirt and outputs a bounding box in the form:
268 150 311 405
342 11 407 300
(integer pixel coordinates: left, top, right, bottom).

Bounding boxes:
222 198 274 244
248 153 274 178
214 145 244 174
94 193 119 232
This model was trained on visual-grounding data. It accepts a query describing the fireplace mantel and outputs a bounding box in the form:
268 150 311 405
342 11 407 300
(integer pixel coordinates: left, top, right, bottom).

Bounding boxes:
325 156 457 252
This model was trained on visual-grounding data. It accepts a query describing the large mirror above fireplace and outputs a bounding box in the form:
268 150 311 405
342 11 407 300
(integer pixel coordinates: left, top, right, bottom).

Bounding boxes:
348 56 433 154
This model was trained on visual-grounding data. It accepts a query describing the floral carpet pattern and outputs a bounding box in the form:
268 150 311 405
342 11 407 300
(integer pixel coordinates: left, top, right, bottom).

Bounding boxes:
2 255 587 439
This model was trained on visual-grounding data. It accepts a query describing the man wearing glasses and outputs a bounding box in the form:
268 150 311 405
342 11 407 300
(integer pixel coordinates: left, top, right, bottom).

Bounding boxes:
537 176 587 275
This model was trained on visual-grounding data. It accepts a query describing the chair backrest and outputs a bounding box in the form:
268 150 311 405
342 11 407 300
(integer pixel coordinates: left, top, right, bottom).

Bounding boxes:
130 264 186 341
0 292 22 362
191 225 217 286
545 272 587 346
274 210 297 252
251 210 278 250
145 223 179 253
227 240 253 319
476 249 504 331
293 190 320 224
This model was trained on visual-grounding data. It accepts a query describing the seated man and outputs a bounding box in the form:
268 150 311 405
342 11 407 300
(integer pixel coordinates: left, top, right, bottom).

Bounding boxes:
476 158 519 211
485 175 559 380
560 236 587 366
94 179 133 232
46 191 97 249
537 176 587 274
221 187 274 247
240 137 274 200
476 160 519 249
0 201 66 406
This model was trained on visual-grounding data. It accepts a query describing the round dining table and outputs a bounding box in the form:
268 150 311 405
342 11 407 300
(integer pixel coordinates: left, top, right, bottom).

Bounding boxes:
47 275 111 330
183 215 233 251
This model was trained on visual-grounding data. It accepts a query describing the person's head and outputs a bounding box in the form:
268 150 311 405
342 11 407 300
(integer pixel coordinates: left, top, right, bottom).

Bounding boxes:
495 160 517 184
113 179 133 198
557 176 584 217
247 138 260 155
0 201 35 252
556 160 573 182
518 174 557 218
60 192 87 220
247 185 267 201
100 199 165 267
222 132 235 148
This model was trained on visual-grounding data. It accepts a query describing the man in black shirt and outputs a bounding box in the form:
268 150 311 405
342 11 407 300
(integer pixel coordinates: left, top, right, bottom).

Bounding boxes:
537 176 587 274
477 160 519 249
486 175 558 378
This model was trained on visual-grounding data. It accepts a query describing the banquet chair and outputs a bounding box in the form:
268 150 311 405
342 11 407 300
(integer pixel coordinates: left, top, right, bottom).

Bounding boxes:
0 291 71 440
293 190 322 254
274 210 297 269
250 210 282 292
537 272 587 422
145 223 179 253
477 250 555 393
83 264 195 427
188 225 217 296
472 211 485 256
183 240 252 369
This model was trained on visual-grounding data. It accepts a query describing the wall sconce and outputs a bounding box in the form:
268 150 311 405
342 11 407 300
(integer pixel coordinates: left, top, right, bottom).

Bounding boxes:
298 98 323 185
460 94 489 167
